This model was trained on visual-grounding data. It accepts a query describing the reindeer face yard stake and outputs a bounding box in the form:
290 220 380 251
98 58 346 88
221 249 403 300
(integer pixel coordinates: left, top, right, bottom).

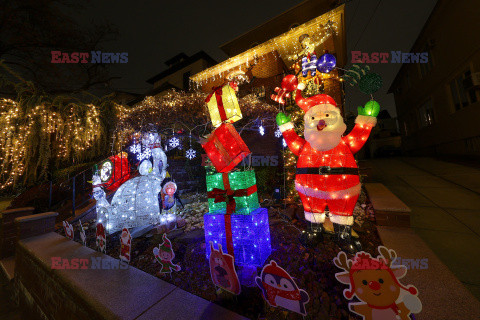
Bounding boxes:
334 246 422 320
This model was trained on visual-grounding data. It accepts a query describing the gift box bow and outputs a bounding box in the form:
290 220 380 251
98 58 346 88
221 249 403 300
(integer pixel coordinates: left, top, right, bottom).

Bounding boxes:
205 86 223 103
205 82 238 123
208 184 257 214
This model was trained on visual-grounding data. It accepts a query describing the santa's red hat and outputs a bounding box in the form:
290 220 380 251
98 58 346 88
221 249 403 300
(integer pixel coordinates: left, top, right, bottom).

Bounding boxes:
280 75 337 113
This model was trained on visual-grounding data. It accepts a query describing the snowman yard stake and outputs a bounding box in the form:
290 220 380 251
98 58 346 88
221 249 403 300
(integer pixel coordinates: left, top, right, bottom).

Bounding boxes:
274 75 379 252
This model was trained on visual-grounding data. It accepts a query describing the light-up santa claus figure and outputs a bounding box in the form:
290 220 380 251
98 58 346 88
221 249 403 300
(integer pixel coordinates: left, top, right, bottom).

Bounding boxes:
275 75 379 252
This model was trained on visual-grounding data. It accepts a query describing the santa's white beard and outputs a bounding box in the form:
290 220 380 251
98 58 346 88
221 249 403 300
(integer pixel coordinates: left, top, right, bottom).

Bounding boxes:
305 123 346 151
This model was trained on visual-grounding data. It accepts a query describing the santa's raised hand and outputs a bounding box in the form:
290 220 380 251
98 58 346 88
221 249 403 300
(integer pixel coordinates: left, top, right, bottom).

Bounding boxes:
358 100 381 117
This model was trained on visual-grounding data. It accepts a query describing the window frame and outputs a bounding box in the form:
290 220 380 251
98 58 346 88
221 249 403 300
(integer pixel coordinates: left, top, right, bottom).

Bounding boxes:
448 66 479 112
418 44 434 78
417 97 435 128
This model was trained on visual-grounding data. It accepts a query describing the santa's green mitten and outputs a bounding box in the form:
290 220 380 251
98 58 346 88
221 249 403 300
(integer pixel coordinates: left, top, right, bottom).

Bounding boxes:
276 112 291 126
358 100 380 117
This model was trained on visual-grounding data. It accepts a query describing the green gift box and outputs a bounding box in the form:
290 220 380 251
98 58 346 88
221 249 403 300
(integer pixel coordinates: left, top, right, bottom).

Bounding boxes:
206 169 259 215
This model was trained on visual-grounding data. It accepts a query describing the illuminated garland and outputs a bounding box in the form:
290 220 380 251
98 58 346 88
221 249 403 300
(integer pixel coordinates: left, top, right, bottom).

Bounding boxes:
0 95 118 190
0 86 288 191
114 90 278 143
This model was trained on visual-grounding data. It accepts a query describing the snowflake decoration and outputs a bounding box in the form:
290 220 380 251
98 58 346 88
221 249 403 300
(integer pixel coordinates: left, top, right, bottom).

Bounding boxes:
137 148 152 161
169 137 180 149
274 128 282 138
259 125 265 136
282 139 287 148
129 143 141 154
185 148 196 160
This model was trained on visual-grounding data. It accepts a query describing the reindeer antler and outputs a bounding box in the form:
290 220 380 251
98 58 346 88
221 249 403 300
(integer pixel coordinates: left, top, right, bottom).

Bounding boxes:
334 251 352 271
378 246 397 267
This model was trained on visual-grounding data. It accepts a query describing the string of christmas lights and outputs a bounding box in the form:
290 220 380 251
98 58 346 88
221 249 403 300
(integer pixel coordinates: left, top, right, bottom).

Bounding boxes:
0 98 111 190
190 7 342 86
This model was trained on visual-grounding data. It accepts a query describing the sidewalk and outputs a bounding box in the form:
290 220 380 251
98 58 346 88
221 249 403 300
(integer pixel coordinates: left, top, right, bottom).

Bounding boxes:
362 157 480 301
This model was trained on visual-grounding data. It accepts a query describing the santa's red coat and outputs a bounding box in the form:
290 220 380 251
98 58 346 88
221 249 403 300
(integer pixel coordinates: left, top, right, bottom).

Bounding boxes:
281 118 374 220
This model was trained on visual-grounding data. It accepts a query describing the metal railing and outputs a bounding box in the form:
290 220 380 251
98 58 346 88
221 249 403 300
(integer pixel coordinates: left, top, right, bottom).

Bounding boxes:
44 150 134 218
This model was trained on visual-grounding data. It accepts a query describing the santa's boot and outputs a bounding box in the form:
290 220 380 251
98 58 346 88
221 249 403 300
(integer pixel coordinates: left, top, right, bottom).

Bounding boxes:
299 221 324 248
333 223 362 253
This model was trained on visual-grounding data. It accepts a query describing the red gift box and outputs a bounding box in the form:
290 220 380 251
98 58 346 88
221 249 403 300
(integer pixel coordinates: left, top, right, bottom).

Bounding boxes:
201 123 251 173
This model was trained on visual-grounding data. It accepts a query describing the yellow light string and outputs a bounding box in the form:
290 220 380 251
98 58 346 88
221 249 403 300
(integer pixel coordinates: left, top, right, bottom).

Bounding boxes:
191 7 343 85
0 98 113 190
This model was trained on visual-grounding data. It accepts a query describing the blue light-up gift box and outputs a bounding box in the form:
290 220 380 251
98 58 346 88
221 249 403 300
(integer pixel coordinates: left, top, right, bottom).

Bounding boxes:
204 207 271 267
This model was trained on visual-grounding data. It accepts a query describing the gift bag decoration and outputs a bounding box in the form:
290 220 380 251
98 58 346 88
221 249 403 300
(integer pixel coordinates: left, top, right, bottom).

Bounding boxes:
201 123 251 173
206 169 259 215
204 207 271 267
206 82 243 128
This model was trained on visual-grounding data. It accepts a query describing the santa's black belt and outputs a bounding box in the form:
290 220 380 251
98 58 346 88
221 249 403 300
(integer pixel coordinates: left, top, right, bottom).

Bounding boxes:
296 166 359 175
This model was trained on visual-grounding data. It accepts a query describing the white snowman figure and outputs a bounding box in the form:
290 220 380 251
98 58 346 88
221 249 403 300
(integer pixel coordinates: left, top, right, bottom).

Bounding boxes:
108 141 168 232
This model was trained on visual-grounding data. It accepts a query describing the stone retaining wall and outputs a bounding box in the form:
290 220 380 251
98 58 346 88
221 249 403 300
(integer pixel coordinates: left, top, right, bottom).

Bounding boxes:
0 207 35 258
13 232 247 320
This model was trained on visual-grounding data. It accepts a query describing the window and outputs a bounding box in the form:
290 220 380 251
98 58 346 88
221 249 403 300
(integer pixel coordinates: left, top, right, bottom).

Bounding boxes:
183 71 191 91
419 44 434 77
463 70 478 104
253 86 265 98
449 69 478 111
418 98 434 127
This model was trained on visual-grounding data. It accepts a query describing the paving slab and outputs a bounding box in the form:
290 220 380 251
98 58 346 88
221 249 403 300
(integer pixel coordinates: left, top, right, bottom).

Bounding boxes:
413 228 480 287
136 287 249 320
444 208 480 235
384 185 434 207
413 186 480 210
377 226 480 320
403 157 477 176
409 206 474 234
399 174 453 188
442 173 480 191
402 158 480 193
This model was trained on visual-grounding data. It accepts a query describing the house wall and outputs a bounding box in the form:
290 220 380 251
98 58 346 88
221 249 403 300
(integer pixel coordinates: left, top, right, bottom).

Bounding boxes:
392 0 480 156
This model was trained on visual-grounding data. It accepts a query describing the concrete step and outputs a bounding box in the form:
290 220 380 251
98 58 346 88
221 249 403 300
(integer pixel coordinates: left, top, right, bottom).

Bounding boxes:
365 183 411 227
365 183 411 213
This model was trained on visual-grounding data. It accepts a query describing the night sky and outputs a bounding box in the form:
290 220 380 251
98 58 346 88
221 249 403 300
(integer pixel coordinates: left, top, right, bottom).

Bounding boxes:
84 0 438 117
